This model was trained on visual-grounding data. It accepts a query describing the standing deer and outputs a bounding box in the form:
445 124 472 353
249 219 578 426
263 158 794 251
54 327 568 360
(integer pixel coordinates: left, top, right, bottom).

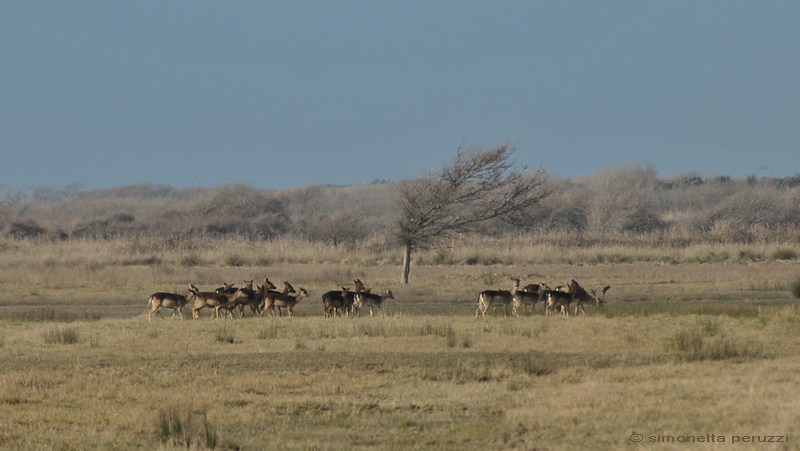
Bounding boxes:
189 284 247 319
323 287 350 317
512 279 548 315
475 278 517 318
216 280 258 318
353 288 394 317
268 281 297 317
261 288 309 318
321 279 365 317
545 289 572 316
147 292 190 320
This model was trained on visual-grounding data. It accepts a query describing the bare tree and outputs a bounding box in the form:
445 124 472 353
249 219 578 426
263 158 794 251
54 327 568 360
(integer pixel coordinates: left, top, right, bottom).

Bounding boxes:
302 212 366 247
396 143 548 283
583 163 663 233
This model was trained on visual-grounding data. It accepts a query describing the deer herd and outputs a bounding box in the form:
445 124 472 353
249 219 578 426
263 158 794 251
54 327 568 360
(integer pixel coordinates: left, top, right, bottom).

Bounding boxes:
147 276 609 321
146 277 393 320
476 278 611 318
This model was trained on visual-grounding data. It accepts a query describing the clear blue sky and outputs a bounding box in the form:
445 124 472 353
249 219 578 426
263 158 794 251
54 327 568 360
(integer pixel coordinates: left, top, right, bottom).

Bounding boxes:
2 1 798 190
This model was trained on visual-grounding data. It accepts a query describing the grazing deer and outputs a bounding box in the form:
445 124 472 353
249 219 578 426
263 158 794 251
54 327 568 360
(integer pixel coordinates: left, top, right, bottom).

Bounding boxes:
261 288 309 318
189 284 247 319
321 279 366 317
353 288 394 317
476 279 517 318
147 292 190 320
574 284 611 315
545 279 599 317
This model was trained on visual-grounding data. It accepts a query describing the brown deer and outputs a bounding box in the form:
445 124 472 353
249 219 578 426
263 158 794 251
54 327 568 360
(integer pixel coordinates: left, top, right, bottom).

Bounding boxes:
215 280 258 318
353 288 394 317
545 289 572 316
261 288 309 318
545 279 599 317
147 292 190 320
267 281 297 317
475 278 517 318
574 284 611 315
323 287 350 317
321 279 366 317
512 279 548 315
189 284 247 319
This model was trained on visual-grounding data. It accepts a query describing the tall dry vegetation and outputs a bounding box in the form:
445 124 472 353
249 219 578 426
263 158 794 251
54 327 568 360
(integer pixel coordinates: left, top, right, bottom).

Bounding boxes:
2 164 800 250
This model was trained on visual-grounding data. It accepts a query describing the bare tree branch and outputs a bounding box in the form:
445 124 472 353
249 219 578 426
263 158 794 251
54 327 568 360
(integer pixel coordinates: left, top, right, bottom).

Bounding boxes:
396 143 549 283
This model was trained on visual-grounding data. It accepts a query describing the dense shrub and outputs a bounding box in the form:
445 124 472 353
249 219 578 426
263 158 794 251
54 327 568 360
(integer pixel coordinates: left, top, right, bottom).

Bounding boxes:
7 220 46 239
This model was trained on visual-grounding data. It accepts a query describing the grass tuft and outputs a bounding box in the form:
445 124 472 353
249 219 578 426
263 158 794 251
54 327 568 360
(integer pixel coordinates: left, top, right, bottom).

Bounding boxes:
771 248 798 261
225 254 248 267
180 253 205 267
668 319 762 361
156 405 219 449
214 327 236 344
789 278 800 299
42 326 80 344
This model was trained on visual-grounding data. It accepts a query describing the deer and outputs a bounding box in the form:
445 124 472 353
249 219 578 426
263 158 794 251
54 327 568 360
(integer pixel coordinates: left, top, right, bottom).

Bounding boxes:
544 279 598 317
189 284 247 319
518 281 547 313
353 288 394 317
147 291 190 320
323 287 350 317
574 284 611 315
475 278 517 318
251 280 296 316
215 280 259 318
260 288 309 318
225 282 273 318
545 290 572 316
512 279 549 315
214 281 242 295
321 279 366 317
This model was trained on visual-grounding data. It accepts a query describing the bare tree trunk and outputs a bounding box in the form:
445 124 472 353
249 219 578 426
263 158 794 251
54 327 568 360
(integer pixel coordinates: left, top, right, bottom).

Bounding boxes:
401 243 411 284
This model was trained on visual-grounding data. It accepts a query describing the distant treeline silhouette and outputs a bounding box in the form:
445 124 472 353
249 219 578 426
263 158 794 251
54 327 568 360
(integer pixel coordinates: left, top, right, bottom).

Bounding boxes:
2 164 800 246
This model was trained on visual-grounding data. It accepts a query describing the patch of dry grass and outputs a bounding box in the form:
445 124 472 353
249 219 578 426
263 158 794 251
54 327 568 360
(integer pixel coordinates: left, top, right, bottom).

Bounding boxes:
1 313 798 449
2 237 800 448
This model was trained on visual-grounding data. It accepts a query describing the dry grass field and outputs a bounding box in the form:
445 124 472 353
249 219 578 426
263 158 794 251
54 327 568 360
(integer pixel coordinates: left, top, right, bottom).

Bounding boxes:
1 236 800 450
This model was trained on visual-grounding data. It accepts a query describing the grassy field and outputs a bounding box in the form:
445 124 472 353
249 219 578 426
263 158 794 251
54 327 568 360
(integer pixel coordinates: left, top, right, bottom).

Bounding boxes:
1 237 800 450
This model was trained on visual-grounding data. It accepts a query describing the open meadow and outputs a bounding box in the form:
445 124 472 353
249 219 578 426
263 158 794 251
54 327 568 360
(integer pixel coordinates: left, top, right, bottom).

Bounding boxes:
1 237 800 450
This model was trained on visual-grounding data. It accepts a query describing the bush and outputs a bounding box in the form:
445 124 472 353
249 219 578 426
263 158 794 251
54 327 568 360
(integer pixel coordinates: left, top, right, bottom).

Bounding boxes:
225 254 248 267
181 254 205 267
771 248 798 261
790 278 800 299
7 220 46 239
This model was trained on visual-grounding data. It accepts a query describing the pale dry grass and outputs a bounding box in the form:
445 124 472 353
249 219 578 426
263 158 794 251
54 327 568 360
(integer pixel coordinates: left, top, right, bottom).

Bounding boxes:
1 314 799 449
2 236 800 449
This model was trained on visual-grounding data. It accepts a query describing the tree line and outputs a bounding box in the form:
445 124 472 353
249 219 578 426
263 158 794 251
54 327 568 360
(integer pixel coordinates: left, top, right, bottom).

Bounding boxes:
2 144 800 282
